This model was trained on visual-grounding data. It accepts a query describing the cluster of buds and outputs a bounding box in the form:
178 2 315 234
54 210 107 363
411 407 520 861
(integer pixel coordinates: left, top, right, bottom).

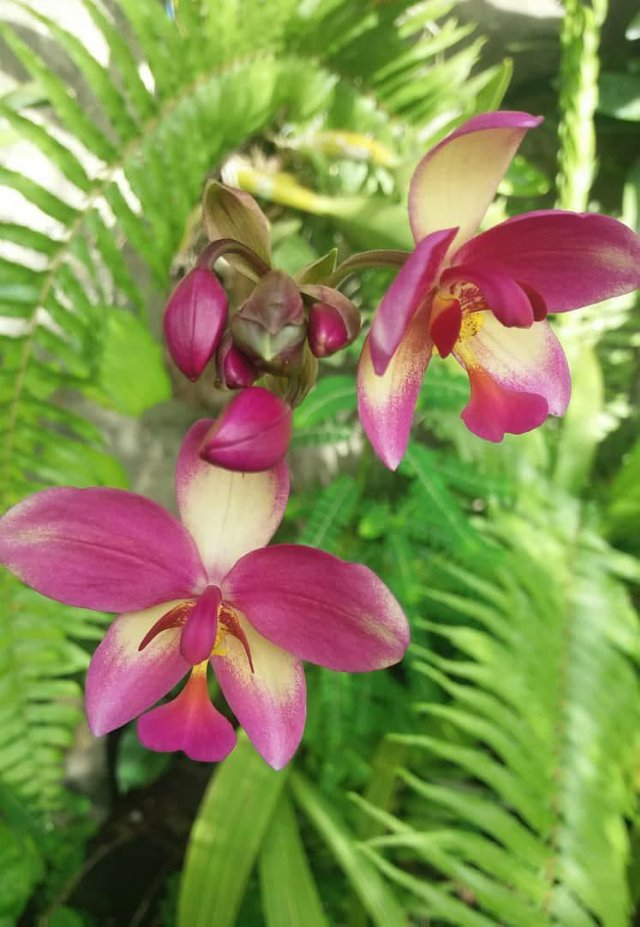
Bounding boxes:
164 181 361 395
162 181 363 471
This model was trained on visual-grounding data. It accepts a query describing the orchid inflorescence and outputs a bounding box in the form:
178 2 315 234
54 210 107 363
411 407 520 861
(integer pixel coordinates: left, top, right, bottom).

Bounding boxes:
1 111 639 767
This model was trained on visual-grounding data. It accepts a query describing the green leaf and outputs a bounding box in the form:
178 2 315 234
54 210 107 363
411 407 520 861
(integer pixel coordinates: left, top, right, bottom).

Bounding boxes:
290 772 409 927
297 474 360 551
259 792 330 927
294 375 356 427
0 820 43 924
474 57 513 111
115 725 171 794
553 344 603 492
599 72 640 120
93 310 171 416
178 734 288 927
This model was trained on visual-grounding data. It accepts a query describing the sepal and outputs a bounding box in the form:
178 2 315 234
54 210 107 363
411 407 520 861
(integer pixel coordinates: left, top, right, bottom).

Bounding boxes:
203 181 271 276
231 271 307 373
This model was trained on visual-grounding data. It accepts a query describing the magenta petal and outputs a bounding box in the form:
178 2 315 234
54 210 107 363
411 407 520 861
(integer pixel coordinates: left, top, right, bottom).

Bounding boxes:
137 666 237 763
462 372 549 441
441 263 534 328
223 546 410 672
163 267 228 381
455 211 640 311
410 111 542 249
454 312 571 441
176 420 289 582
200 388 292 472
86 600 190 736
358 304 432 470
214 613 306 770
180 585 221 665
369 228 456 375
0 488 206 612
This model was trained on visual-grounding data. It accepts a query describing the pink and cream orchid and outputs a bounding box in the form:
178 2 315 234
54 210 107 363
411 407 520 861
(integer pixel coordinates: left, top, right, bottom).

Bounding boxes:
0 422 408 769
357 111 640 469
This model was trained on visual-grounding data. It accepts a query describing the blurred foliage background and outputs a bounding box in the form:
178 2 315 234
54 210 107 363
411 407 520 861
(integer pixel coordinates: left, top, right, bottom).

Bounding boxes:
0 0 639 924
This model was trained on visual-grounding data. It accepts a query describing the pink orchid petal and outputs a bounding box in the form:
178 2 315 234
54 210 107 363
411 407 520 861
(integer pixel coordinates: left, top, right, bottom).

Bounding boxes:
176 420 289 583
357 304 432 471
138 665 237 763
214 612 306 770
86 600 190 736
200 387 292 472
163 267 228 381
223 545 410 672
409 111 542 250
369 228 456 375
454 211 640 311
0 488 206 612
454 312 571 441
441 263 534 328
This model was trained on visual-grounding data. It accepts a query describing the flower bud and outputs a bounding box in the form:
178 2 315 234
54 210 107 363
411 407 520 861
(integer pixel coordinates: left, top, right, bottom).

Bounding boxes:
308 305 350 357
216 334 258 389
200 387 292 472
163 267 228 381
231 271 307 373
303 286 361 358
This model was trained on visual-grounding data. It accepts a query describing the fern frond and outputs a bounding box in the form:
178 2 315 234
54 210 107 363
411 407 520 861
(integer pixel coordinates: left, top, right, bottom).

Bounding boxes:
357 498 640 926
0 574 106 809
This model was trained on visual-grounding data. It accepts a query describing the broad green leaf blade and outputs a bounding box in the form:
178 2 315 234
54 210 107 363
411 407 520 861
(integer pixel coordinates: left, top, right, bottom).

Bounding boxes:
178 734 288 927
259 792 330 927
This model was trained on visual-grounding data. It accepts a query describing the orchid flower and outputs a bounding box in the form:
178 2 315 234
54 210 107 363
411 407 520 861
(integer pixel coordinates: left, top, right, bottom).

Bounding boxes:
357 111 640 469
0 421 409 768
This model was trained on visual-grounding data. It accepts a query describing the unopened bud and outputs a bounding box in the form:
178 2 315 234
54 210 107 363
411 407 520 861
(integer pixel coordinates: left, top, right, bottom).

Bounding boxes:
216 334 258 389
303 285 361 358
199 387 292 472
163 268 227 381
231 271 306 373
308 305 349 357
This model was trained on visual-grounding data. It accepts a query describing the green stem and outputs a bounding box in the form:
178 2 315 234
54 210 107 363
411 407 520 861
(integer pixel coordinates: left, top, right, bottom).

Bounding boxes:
556 0 608 211
326 249 409 288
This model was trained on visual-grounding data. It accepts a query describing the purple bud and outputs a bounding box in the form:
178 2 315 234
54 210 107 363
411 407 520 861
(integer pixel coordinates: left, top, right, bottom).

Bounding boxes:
216 334 258 389
200 387 292 472
308 305 350 357
163 267 228 381
231 271 306 372
180 585 222 665
303 285 361 358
